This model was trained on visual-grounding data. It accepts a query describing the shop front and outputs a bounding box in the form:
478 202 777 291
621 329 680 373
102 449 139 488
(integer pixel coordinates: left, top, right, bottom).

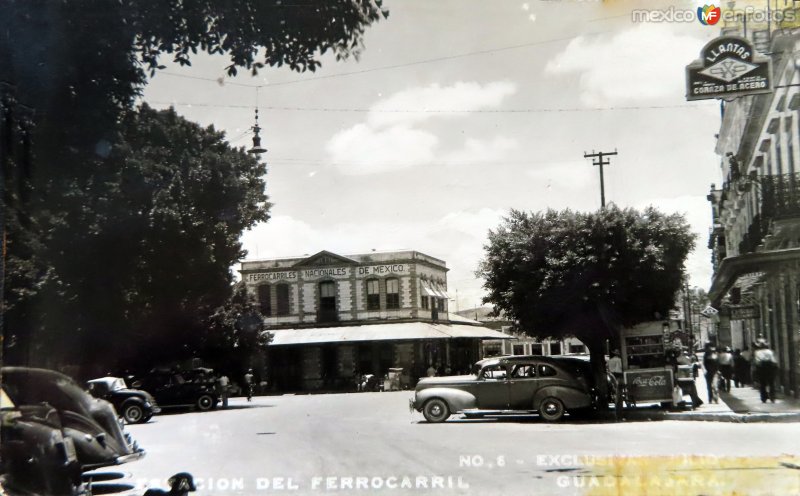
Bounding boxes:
266 322 510 392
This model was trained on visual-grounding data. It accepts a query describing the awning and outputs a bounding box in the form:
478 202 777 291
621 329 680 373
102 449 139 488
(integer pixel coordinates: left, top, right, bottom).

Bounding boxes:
269 321 512 346
421 284 438 297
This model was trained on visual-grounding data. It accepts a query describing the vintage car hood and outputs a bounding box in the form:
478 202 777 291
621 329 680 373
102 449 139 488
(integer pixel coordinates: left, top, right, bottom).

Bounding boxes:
417 375 476 385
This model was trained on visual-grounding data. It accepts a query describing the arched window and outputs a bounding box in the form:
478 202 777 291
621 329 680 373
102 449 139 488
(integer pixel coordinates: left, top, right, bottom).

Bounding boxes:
386 278 400 309
276 284 290 316
366 279 380 310
257 285 271 316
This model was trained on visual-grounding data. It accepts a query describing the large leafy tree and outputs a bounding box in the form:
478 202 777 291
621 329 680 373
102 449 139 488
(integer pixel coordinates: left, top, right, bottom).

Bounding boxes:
1 1 386 372
9 104 270 373
478 205 695 398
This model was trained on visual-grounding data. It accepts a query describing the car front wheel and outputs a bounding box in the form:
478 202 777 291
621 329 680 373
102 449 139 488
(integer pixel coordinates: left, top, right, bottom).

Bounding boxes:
122 403 145 424
422 398 450 423
196 394 214 411
539 397 565 422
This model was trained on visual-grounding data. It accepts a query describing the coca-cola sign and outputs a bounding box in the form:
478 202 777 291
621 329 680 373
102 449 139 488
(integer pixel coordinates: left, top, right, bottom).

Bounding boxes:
624 368 674 402
631 375 668 387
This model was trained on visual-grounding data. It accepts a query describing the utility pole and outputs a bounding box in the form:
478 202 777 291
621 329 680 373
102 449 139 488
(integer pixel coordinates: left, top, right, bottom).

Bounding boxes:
583 149 618 208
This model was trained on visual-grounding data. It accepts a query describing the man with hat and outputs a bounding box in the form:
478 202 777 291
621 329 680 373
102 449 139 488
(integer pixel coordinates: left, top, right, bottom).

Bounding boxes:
753 337 778 403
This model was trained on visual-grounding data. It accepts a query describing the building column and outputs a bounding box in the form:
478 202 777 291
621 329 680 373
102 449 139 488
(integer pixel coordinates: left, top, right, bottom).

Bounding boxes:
778 271 791 390
787 266 799 397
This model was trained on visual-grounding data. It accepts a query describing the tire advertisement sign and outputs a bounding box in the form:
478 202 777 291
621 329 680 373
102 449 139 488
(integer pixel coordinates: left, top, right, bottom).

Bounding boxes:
686 36 772 101
624 368 674 403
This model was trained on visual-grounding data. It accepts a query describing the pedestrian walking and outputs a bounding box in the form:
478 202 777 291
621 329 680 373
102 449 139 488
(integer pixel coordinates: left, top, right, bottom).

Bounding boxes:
753 338 778 403
733 349 749 387
703 344 720 404
217 374 230 408
718 346 733 392
676 350 703 408
244 369 254 402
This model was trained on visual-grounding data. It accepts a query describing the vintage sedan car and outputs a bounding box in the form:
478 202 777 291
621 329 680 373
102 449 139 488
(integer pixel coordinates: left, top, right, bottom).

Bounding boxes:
87 376 160 424
410 356 597 422
2 367 145 472
131 370 218 411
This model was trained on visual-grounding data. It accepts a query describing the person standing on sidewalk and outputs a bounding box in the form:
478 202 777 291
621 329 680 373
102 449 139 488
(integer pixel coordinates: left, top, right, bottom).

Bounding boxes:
753 338 778 403
733 349 750 387
244 369 254 402
718 346 733 392
217 374 230 408
703 343 720 404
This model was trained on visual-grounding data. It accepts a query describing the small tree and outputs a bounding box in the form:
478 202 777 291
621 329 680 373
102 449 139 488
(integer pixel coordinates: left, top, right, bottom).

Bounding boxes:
204 283 272 383
478 205 695 402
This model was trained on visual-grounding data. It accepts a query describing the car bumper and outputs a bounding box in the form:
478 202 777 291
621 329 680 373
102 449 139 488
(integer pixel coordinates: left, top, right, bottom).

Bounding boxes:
409 398 418 413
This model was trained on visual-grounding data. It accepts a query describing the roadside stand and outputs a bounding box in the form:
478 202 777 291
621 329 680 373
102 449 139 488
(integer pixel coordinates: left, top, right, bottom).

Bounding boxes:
618 321 688 409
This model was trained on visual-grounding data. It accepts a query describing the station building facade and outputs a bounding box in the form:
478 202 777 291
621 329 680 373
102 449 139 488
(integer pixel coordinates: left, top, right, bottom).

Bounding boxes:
240 250 510 391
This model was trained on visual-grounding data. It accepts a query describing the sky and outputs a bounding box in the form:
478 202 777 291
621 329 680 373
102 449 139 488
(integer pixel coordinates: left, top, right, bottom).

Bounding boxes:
142 0 726 311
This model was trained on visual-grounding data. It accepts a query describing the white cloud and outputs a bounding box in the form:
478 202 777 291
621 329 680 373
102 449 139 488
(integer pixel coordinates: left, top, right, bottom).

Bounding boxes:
545 24 704 105
325 124 438 175
325 81 517 175
442 136 518 165
369 81 516 128
526 160 595 192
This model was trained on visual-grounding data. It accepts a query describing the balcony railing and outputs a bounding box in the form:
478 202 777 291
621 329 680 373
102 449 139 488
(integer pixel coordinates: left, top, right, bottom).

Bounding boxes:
761 173 800 220
728 173 800 256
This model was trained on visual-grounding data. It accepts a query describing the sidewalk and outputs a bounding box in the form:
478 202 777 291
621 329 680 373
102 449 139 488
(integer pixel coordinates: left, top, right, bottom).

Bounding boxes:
613 372 800 423
719 381 800 414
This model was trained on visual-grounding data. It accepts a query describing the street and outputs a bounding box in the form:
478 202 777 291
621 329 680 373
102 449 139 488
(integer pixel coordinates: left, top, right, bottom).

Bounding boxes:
106 392 800 496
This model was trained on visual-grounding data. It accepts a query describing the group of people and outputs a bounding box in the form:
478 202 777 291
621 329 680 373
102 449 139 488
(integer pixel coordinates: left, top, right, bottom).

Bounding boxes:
703 338 778 404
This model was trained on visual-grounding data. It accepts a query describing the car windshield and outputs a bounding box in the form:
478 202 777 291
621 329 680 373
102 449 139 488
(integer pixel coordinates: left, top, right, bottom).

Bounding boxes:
111 378 127 391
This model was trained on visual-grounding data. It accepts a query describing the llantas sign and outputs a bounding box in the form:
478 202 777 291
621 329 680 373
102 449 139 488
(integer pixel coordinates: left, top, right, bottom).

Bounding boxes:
686 36 772 101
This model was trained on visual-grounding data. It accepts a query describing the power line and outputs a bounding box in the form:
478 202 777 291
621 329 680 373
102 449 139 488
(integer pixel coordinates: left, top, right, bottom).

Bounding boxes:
147 101 715 113
154 31 606 89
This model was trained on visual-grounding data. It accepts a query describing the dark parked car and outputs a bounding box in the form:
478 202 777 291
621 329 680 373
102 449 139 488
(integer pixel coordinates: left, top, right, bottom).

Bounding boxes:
131 370 218 411
410 355 597 423
87 376 160 424
2 367 145 473
0 388 83 495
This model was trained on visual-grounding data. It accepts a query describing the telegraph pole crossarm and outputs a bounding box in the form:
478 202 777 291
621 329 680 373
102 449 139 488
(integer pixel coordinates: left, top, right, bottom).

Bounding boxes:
583 149 618 208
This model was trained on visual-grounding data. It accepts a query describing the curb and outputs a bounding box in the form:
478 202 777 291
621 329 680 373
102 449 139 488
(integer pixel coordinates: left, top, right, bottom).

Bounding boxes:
600 410 800 423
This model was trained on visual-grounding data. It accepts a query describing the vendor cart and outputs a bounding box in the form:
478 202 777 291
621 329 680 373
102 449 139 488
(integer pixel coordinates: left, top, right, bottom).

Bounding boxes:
619 321 679 406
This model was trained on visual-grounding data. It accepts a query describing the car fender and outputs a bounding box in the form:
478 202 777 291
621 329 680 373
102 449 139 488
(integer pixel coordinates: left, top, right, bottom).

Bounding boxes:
415 388 477 413
120 396 146 411
532 386 592 410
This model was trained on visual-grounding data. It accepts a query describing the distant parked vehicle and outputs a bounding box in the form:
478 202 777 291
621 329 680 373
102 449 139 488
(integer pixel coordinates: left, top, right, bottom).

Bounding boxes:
87 376 160 424
131 370 218 411
410 356 598 423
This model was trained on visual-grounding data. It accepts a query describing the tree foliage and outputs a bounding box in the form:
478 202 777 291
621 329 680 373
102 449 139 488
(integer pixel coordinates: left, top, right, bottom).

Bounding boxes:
203 283 273 381
478 206 696 344
1 1 386 372
6 105 270 373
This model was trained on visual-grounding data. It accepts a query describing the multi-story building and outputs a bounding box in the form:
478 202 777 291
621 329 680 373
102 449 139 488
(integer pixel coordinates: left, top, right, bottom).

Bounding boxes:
240 250 510 391
707 22 800 397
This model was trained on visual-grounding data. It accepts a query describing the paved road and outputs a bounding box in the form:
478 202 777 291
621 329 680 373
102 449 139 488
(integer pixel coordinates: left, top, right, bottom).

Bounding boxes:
104 392 800 496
